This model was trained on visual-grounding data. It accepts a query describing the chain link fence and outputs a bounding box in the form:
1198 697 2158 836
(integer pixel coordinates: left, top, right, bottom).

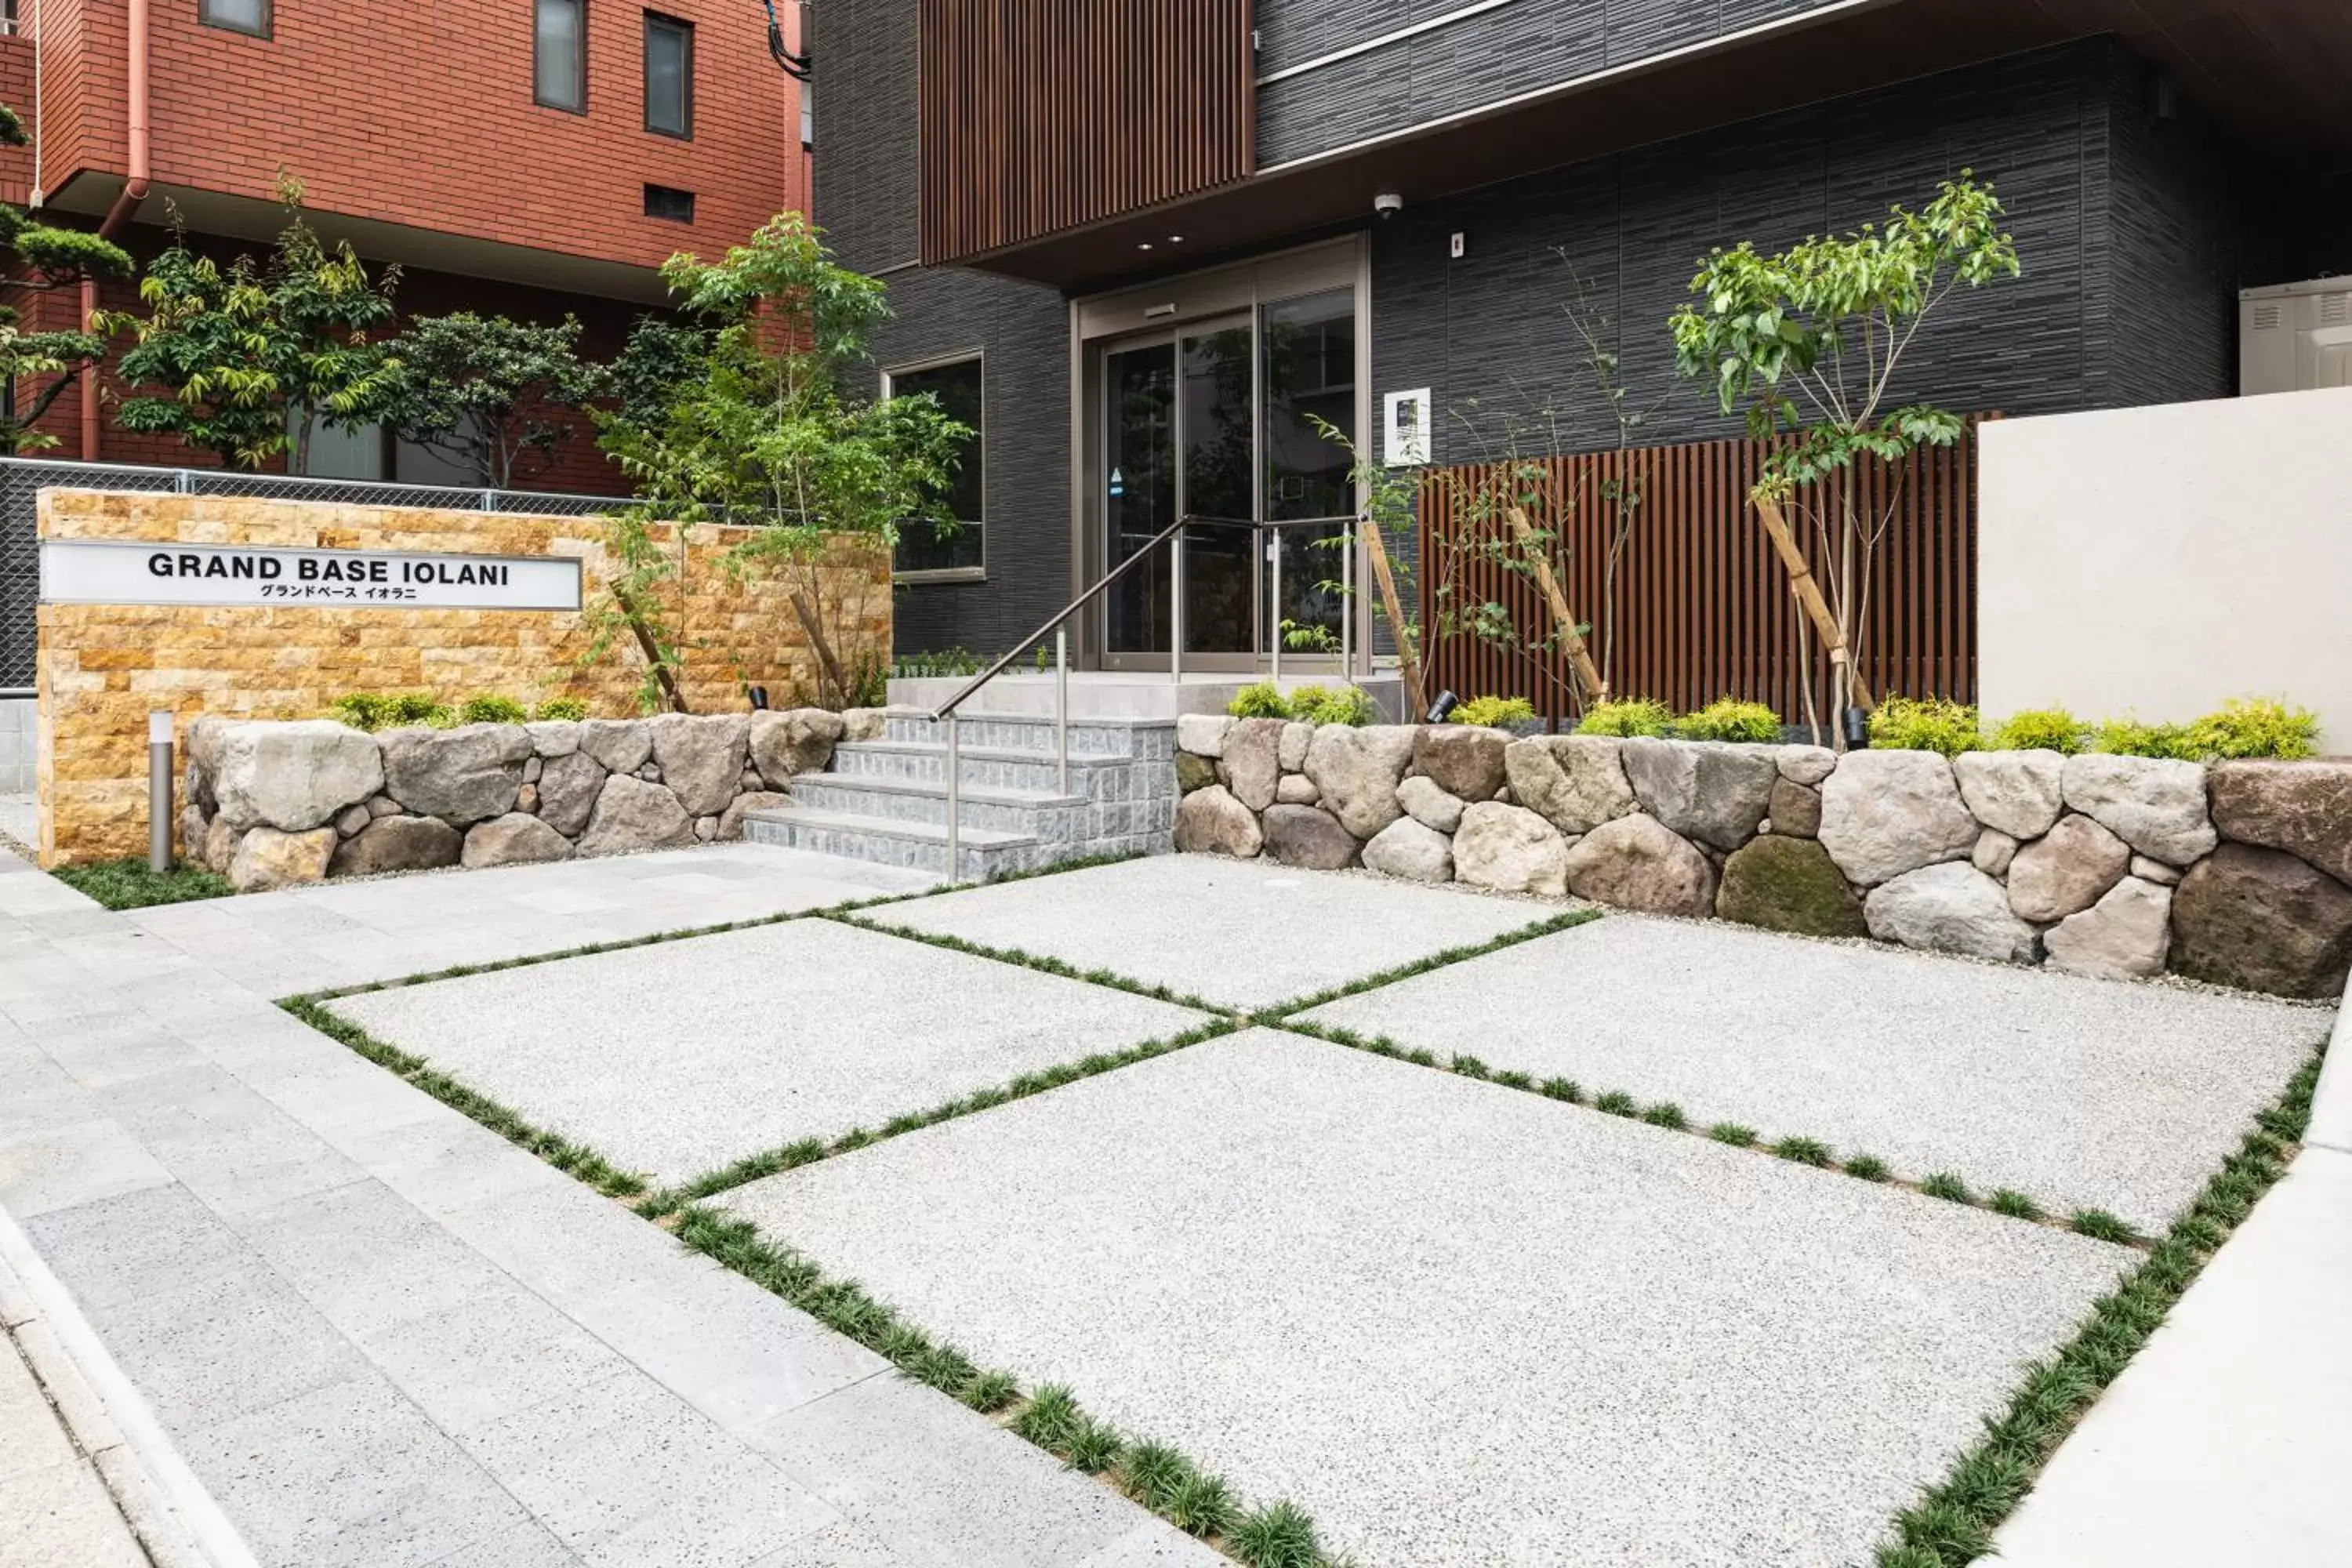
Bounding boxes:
0 459 623 690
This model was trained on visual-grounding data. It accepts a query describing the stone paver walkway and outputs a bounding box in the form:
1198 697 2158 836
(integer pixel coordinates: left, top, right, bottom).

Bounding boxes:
721 1028 2132 1568
867 855 1555 1009
1 1255 151 1568
125 844 938 996
4 840 2349 1566
330 918 1214 1186
1301 914 2328 1231
0 847 1213 1568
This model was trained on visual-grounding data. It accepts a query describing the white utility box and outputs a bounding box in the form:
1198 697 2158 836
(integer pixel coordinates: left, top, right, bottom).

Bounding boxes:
2240 277 2352 395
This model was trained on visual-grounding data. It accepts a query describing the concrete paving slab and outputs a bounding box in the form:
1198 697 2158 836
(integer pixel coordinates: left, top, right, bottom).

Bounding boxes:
0 1118 176 1219
328 918 1214 1186
720 1029 2132 1568
2304 973 2352 1156
869 856 1557 1010
0 1450 148 1568
750 1372 1225 1568
124 844 939 996
1991 1147 2352 1568
179 1371 536 1568
1301 915 2327 1231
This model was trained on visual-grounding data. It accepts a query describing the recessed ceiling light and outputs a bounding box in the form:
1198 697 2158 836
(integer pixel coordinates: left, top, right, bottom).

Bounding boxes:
1138 241 1154 251
1169 234 1184 243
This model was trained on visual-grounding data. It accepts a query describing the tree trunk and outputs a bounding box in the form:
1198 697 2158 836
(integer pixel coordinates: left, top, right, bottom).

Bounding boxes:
790 590 848 710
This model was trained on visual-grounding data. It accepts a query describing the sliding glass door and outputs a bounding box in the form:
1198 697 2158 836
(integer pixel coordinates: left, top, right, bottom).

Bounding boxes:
1096 284 1358 669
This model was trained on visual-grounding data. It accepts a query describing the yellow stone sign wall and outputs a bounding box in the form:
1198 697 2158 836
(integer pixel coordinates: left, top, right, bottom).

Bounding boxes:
37 488 888 866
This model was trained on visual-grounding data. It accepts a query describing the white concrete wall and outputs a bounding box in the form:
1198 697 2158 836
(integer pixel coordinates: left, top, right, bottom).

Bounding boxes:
1978 387 2352 753
0 696 32 795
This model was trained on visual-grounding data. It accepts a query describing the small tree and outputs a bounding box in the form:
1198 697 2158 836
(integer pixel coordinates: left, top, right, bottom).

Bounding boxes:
0 103 136 452
593 213 967 711
379 312 608 487
1669 172 2019 739
107 175 401 472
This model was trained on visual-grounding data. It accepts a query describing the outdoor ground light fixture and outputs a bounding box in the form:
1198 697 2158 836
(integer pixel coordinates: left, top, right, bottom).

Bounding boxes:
1426 689 1459 723
148 710 174 874
748 685 770 710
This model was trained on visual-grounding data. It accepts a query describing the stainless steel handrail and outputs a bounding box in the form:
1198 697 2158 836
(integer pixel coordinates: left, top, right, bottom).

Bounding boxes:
927 512 1364 877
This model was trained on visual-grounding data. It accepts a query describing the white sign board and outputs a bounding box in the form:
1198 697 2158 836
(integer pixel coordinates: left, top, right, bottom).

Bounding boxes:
39 539 583 611
1382 387 1432 466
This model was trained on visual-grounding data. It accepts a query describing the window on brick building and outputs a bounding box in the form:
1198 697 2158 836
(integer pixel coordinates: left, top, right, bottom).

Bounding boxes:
643 184 695 223
535 0 587 113
199 0 270 37
643 13 693 138
886 356 985 579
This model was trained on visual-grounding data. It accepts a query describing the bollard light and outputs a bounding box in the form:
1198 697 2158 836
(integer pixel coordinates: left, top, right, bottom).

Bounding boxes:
147 710 175 875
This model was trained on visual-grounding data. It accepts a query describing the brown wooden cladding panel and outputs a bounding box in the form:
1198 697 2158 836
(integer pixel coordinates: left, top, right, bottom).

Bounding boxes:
919 0 1253 267
1417 422 1987 727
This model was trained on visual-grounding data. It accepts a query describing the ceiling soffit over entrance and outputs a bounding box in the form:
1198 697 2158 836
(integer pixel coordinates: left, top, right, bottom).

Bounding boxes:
929 0 2352 293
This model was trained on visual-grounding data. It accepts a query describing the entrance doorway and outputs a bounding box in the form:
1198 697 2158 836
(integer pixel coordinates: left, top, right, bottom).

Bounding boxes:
1088 263 1361 672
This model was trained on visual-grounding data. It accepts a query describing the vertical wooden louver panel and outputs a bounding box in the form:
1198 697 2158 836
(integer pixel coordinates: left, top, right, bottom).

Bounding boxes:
919 0 1254 266
1416 420 1993 728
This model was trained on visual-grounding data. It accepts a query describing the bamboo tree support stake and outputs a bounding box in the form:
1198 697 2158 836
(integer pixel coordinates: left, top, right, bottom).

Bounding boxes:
1752 494 1874 712
1504 505 1609 710
1356 514 1428 719
611 582 688 713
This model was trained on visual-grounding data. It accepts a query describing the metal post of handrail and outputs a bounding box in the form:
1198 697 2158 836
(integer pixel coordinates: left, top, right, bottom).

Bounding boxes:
1169 524 1185 684
1055 626 1069 794
944 710 961 880
1269 525 1282 685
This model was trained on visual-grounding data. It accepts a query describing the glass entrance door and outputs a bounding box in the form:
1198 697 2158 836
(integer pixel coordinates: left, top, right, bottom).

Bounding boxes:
1097 290 1358 667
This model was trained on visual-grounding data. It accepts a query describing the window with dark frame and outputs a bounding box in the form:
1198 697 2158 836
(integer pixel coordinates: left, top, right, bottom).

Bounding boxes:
643 183 695 223
643 13 694 138
888 358 985 576
534 0 586 113
199 0 270 37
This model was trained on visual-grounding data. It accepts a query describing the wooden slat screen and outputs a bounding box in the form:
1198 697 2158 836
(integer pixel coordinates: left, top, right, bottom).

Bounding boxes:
1416 420 1988 726
918 0 1254 267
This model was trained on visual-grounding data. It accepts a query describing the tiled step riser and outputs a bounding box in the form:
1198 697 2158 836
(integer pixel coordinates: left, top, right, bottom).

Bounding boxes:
883 715 1175 760
789 781 1177 845
832 747 1162 798
743 817 1036 881
788 780 1087 839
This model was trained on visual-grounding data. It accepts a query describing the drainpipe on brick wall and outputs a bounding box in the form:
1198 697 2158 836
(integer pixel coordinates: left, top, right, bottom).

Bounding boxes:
78 0 149 460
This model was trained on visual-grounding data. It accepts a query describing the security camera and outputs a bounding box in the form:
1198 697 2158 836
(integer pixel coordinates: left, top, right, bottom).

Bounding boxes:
1374 191 1404 220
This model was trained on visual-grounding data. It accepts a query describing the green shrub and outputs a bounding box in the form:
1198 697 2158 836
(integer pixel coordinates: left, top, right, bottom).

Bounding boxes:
1671 697 1781 743
534 696 589 722
1575 697 1671 738
1867 696 1983 755
2183 698 2318 761
2092 717 2194 760
1987 707 2088 753
331 690 454 731
1226 681 1291 720
459 694 529 725
1452 695 1537 729
1287 684 1377 727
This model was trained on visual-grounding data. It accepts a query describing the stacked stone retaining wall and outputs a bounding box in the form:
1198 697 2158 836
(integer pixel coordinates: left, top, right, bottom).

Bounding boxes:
1173 717 2352 1000
183 709 878 891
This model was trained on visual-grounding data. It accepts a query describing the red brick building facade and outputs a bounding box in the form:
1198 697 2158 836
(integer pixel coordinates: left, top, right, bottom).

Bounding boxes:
0 0 807 488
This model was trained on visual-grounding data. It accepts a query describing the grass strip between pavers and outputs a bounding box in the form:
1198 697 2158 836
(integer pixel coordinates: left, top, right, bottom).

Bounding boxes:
278 989 1342 1567
1871 1041 2325 1566
1273 1015 2150 1248
641 1016 1242 1216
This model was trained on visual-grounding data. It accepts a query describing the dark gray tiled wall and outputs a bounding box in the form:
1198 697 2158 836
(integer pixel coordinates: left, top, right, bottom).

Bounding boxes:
817 0 1073 659
1256 0 1826 165
825 17 2283 657
1366 41 2267 466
